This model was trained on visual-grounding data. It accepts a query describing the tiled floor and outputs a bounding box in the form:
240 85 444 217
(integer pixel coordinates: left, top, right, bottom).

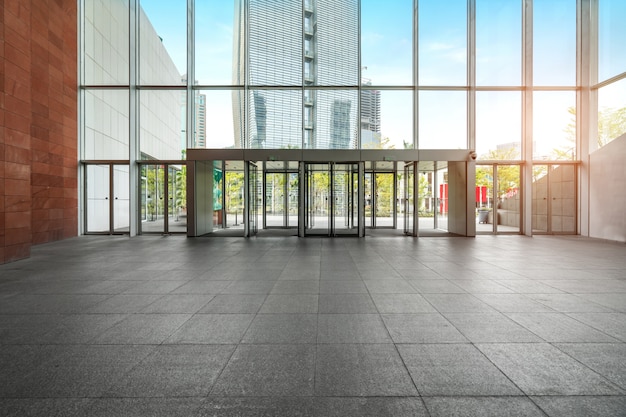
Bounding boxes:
1 235 625 416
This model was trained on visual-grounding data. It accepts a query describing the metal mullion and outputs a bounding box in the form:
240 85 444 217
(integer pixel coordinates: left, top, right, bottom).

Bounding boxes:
283 171 289 228
109 163 115 234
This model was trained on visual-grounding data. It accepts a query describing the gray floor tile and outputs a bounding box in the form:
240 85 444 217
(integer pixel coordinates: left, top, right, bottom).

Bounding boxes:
382 313 468 343
530 396 626 417
443 313 544 343
106 345 235 397
211 345 316 396
422 294 496 313
199 397 316 417
317 314 391 343
141 294 214 313
397 344 522 396
198 294 267 313
477 343 624 395
364 280 417 294
555 343 626 389
506 312 620 342
474 294 555 313
0 399 92 417
121 280 187 294
171 280 231 294
318 294 378 313
313 397 427 417
84 398 205 417
88 294 164 313
319 280 368 294
423 397 545 417
371 293 437 313
526 293 612 313
222 281 277 295
259 294 319 313
242 314 317 343
315 344 417 396
409 279 466 294
567 312 626 341
38 314 128 344
450 279 516 294
271 280 320 294
166 314 254 344
93 314 192 344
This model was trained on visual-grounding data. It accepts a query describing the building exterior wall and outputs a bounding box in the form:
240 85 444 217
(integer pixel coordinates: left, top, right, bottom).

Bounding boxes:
1 0 78 264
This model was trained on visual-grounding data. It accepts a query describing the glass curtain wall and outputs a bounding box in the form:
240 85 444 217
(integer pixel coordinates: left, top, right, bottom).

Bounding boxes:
80 0 595 236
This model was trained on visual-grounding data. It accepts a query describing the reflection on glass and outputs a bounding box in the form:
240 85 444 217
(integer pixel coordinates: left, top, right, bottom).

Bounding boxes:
598 78 626 148
476 0 521 86
140 90 186 160
245 90 302 149
313 90 358 149
599 0 626 82
84 0 129 85
84 89 129 160
476 92 521 159
419 91 467 149
362 0 412 85
248 0 302 86
533 0 576 86
315 0 358 86
361 90 413 149
169 164 187 233
419 0 467 86
534 92 576 160
139 1 186 85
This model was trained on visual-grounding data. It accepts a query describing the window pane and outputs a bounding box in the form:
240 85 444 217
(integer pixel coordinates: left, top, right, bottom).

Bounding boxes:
140 90 185 160
247 90 303 149
84 0 129 85
310 90 358 149
476 92 521 159
599 0 626 82
533 0 576 86
418 0 467 86
419 91 467 149
84 89 129 159
361 90 413 149
362 0 412 86
248 0 302 86
196 90 240 149
598 78 626 148
315 0 358 86
476 0 521 86
139 1 186 85
196 0 237 85
533 91 576 160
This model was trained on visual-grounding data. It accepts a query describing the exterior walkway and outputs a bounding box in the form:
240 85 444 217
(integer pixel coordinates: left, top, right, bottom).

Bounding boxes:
0 235 625 416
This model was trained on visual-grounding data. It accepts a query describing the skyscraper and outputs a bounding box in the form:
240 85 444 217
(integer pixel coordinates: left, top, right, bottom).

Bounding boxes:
233 0 358 149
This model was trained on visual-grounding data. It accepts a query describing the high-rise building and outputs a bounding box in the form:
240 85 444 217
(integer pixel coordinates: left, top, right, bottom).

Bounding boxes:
233 0 358 149
361 78 382 148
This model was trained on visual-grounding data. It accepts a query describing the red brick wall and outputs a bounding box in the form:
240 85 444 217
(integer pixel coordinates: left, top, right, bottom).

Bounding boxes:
1 0 78 264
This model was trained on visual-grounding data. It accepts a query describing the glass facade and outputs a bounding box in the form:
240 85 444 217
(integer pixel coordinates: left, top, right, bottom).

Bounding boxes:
79 0 625 235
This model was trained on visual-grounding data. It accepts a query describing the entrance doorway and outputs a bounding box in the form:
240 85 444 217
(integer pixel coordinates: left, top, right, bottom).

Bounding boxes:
532 164 576 234
304 162 361 236
84 163 130 234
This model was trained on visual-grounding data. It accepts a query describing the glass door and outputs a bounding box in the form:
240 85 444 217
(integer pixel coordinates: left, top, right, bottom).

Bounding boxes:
264 166 299 229
246 161 259 236
374 172 395 228
305 163 330 235
403 162 416 236
85 163 129 234
333 163 359 236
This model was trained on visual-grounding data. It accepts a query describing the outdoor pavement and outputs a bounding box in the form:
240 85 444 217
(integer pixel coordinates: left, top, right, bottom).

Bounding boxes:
0 234 625 416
